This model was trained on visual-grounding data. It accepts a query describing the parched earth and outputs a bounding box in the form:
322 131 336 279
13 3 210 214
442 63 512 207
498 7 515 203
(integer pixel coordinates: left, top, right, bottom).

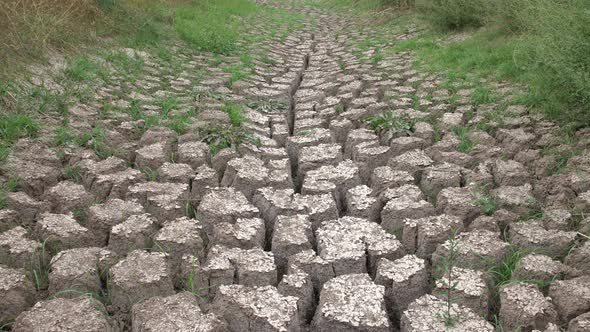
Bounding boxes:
2 1 590 331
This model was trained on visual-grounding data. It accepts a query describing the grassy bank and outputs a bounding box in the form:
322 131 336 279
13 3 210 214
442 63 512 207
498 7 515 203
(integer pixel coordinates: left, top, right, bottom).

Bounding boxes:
412 0 590 128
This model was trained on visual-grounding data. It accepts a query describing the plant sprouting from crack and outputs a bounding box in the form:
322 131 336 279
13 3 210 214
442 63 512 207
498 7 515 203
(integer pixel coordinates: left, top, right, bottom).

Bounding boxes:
437 230 461 328
362 112 415 136
199 124 261 156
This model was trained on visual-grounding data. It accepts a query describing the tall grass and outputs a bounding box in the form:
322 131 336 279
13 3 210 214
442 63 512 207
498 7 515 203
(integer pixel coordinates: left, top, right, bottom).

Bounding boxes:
174 0 259 54
410 0 590 126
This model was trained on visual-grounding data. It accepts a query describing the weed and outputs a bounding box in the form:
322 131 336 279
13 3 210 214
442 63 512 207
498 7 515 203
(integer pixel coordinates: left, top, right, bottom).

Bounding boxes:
76 126 113 160
141 168 159 182
246 99 288 114
222 102 246 127
72 207 88 225
64 57 102 82
52 127 76 146
335 104 346 114
6 177 19 192
0 113 40 161
362 112 415 136
452 126 475 153
157 96 179 116
64 165 82 183
183 256 206 298
436 231 461 327
174 0 258 54
185 202 197 219
200 124 261 156
27 240 52 290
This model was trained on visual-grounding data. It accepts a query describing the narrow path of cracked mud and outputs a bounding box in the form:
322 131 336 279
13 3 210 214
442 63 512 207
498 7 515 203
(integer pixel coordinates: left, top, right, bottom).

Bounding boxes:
2 1 590 332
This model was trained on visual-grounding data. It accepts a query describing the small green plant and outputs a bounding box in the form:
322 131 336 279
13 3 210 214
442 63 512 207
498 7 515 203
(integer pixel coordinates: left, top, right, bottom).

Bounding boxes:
362 112 415 136
64 165 82 183
142 168 159 182
27 240 52 290
335 104 346 114
185 202 197 219
222 102 246 127
6 177 19 192
0 113 40 161
200 124 261 156
452 126 475 153
64 57 102 82
76 126 114 160
157 96 179 116
72 208 88 225
436 231 461 327
473 186 497 216
183 256 206 298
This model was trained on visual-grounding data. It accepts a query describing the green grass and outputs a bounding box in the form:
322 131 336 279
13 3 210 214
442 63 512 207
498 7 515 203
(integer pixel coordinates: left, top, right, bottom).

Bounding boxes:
362 112 415 135
174 0 259 54
222 102 246 127
452 126 475 153
64 57 104 82
0 113 40 162
200 124 261 156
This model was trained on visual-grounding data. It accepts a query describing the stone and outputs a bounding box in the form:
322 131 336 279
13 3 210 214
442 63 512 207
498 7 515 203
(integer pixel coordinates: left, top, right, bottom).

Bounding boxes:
316 217 405 276
135 142 171 170
131 292 226 332
271 215 313 275
400 294 494 332
493 159 531 186
202 246 277 296
6 192 49 224
500 283 557 331
420 163 462 199
569 312 590 332
109 250 174 312
278 267 314 323
549 276 590 322
48 247 116 296
198 187 259 237
210 284 300 332
35 213 98 250
43 181 94 214
345 185 380 222
566 242 590 275
370 166 414 194
108 213 156 255
381 196 435 234
432 230 509 270
153 217 205 265
0 226 43 268
158 162 193 183
388 149 434 179
433 268 490 317
12 297 112 332
211 217 265 250
0 265 34 323
402 214 463 258
313 274 390 332
87 198 145 244
436 187 481 224
513 254 570 283
510 221 577 257
375 255 429 315
177 141 209 169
